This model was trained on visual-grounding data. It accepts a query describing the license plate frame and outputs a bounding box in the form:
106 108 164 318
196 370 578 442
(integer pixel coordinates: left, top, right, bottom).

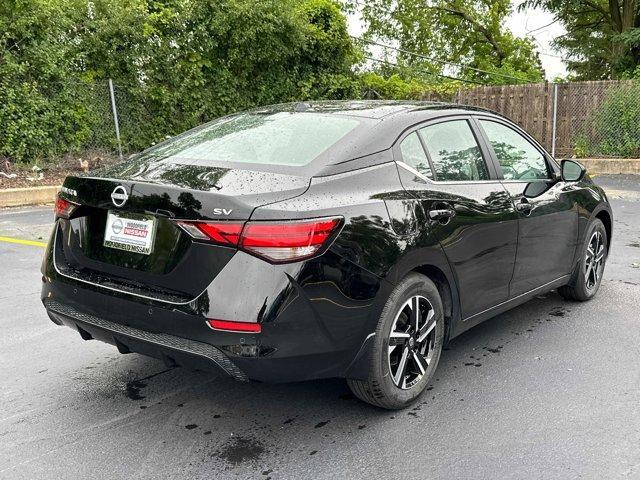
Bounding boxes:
103 210 157 256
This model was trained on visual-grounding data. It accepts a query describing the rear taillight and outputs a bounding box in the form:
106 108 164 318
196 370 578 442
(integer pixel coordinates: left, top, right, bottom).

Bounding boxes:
54 196 78 219
240 218 342 263
176 221 243 246
177 217 342 263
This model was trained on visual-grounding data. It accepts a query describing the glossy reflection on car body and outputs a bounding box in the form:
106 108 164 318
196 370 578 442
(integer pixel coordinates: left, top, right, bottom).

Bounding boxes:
41 101 613 408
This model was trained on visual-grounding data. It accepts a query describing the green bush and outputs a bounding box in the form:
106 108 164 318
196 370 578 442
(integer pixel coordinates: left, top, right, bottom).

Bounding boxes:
0 0 483 165
0 0 363 164
358 72 461 101
575 81 640 158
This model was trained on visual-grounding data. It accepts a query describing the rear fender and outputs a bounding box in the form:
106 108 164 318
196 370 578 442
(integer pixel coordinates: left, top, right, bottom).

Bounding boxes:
344 243 460 380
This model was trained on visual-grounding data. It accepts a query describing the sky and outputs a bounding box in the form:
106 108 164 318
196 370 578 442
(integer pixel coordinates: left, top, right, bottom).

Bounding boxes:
506 7 567 79
347 3 568 80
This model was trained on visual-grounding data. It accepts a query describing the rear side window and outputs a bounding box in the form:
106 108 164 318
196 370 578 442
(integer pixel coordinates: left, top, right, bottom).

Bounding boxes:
399 132 434 178
419 120 489 181
150 112 360 167
479 120 549 180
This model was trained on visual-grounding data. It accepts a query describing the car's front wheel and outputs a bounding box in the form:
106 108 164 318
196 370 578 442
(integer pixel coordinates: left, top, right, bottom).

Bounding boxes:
347 273 445 409
559 218 608 301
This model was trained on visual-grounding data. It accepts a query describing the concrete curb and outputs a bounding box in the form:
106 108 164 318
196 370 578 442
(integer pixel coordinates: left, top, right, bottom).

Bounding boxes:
579 158 640 175
0 186 60 208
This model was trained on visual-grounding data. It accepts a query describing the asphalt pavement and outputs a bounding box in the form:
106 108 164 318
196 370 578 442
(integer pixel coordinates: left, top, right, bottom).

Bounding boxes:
1 175 639 480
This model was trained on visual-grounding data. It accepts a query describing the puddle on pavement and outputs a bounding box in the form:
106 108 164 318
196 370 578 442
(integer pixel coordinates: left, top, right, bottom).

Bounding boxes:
124 379 146 400
216 435 266 466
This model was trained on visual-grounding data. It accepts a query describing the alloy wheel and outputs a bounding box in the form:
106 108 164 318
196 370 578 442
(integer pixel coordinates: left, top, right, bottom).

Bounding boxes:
585 230 605 290
388 295 437 390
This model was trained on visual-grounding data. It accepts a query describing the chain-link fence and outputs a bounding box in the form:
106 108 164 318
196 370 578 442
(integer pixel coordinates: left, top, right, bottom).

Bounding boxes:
26 79 189 167
7 78 636 167
456 80 640 159
110 82 168 157
565 81 640 158
61 81 117 156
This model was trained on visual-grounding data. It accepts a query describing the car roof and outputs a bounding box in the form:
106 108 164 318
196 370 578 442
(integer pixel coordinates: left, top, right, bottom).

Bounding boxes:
114 100 510 181
126 100 508 178
246 100 509 175
250 99 501 120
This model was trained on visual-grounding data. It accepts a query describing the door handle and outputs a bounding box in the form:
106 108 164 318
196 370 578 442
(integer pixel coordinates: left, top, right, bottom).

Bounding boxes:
428 208 456 221
515 200 533 215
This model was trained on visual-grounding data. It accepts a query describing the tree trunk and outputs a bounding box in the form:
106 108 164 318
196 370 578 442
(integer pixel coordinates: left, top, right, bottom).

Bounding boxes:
609 0 623 32
621 0 637 30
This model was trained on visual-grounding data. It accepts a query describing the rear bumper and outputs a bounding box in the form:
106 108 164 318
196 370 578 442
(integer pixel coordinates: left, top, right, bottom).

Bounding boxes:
41 228 390 383
44 299 249 381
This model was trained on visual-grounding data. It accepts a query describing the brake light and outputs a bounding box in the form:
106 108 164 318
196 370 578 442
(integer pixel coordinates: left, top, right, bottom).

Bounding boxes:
177 216 342 263
207 318 261 333
54 196 77 218
177 221 243 246
240 218 342 263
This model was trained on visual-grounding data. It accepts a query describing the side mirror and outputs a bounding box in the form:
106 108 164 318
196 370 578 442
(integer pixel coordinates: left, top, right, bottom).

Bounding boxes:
561 159 586 182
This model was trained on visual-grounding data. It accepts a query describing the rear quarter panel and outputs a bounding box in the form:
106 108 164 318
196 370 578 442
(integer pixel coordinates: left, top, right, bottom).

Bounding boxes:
252 160 457 348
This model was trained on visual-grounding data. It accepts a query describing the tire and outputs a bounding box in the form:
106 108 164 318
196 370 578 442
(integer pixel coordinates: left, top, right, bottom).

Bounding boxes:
347 273 445 409
558 219 608 301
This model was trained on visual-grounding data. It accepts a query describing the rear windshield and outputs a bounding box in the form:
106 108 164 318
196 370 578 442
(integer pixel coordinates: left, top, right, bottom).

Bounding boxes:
149 112 361 167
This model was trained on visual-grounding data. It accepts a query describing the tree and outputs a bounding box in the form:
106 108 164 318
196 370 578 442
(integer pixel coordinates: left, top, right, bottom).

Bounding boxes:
521 0 640 79
74 0 362 148
0 0 91 162
0 0 362 163
346 0 545 84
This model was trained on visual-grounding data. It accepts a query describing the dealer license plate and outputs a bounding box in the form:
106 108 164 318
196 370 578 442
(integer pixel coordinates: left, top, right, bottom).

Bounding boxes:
103 211 156 255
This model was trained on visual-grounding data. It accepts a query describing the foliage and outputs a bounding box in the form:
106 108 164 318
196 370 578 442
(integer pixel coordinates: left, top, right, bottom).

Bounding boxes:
0 0 94 162
358 73 462 101
83 0 362 151
520 0 640 80
346 0 545 85
575 81 640 157
0 0 362 163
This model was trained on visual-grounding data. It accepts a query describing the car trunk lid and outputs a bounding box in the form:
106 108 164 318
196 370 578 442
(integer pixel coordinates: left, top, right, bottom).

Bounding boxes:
55 164 309 300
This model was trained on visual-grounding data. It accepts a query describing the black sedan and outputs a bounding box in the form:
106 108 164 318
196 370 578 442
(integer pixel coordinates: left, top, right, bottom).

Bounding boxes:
41 101 612 409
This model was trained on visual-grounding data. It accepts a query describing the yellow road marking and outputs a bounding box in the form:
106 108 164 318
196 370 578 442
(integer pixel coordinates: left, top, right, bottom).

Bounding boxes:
0 236 47 248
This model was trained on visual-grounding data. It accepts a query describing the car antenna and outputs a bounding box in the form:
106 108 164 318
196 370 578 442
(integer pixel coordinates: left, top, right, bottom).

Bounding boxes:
294 102 311 112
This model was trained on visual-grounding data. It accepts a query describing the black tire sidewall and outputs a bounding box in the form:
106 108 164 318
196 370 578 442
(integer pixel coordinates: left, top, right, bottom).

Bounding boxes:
573 219 608 299
370 273 445 407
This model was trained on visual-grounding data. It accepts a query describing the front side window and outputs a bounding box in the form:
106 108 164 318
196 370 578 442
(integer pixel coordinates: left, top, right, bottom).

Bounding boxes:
480 120 549 180
419 120 489 181
399 132 434 178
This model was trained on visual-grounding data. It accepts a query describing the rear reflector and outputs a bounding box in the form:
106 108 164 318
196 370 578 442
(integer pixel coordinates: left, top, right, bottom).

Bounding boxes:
54 196 77 219
207 319 261 333
177 216 343 263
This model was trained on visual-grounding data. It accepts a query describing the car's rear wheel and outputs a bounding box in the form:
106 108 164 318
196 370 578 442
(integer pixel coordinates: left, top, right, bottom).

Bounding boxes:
558 219 608 301
347 273 444 409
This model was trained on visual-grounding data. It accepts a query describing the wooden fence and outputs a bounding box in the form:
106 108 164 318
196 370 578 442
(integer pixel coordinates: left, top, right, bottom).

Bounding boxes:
454 80 632 157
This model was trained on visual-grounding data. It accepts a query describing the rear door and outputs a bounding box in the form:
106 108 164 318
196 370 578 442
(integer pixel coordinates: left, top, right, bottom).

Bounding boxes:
395 117 519 319
475 116 578 296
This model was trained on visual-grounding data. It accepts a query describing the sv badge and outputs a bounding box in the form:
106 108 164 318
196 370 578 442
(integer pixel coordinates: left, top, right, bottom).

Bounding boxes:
212 208 233 215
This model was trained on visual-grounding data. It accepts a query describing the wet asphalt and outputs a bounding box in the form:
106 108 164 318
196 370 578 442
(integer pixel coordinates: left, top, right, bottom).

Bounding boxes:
1 175 639 479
